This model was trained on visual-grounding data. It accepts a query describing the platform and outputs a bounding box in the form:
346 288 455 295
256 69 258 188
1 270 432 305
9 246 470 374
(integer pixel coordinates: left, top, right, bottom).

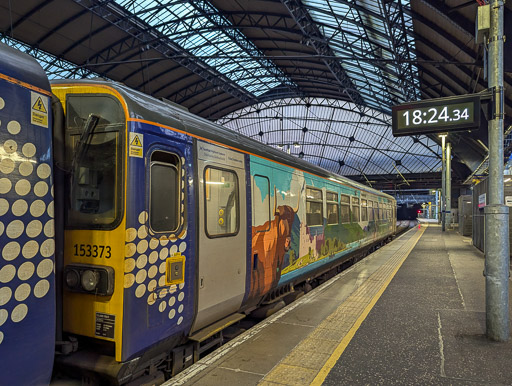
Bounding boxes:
168 223 512 385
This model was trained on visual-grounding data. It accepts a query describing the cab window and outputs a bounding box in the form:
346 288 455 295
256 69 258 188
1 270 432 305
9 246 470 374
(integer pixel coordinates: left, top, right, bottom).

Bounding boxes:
65 94 124 229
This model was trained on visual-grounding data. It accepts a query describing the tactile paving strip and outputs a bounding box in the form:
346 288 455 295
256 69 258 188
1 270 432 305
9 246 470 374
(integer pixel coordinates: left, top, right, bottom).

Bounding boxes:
260 225 427 386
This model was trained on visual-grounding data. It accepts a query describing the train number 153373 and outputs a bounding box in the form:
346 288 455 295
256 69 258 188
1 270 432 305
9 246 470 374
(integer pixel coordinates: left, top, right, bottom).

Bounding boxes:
73 244 111 258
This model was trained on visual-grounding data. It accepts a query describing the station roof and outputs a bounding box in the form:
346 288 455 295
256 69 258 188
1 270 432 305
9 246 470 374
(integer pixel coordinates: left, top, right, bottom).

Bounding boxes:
1 0 511 192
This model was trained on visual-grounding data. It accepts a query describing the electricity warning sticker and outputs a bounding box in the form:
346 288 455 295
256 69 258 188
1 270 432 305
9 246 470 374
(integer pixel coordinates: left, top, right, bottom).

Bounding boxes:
129 132 143 158
31 91 49 128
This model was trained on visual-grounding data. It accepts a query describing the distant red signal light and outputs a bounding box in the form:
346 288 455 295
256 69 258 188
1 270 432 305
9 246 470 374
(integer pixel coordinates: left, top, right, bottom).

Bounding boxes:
417 210 421 213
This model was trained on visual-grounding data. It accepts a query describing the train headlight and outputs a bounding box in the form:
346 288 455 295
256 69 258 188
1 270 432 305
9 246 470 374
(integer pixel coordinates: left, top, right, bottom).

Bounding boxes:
64 264 115 296
81 270 99 291
65 269 80 289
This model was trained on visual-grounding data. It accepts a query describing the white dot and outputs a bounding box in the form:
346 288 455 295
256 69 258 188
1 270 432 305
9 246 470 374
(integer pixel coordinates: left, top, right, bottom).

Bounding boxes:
19 162 33 177
159 248 169 260
126 228 137 243
18 262 35 281
34 181 48 197
26 221 42 238
0 158 15 174
178 304 184 313
137 240 148 254
148 279 157 292
0 199 8 216
179 242 187 253
15 283 31 302
0 309 7 326
0 331 3 344
30 200 46 217
12 199 28 216
0 222 3 237
159 288 168 298
136 254 147 269
0 97 4 109
22 240 39 259
160 237 169 247
36 163 51 179
169 245 178 255
148 265 158 278
159 262 166 274
178 292 185 302
149 251 158 264
0 265 16 283
158 275 166 287
6 220 24 239
7 121 21 135
168 297 176 307
40 239 55 258
147 292 157 306
135 284 146 298
3 140 17 154
124 274 135 288
11 304 28 323
124 258 135 273
138 211 148 224
47 201 54 218
159 301 167 312
0 287 12 306
34 280 50 298
37 259 53 278
179 231 187 240
2 242 20 261
51 185 53 197
177 316 183 325
168 309 176 320
136 269 147 284
44 220 54 238
149 238 159 250
125 243 136 258
22 143 36 158
15 180 31 196
138 225 148 239
0 178 12 194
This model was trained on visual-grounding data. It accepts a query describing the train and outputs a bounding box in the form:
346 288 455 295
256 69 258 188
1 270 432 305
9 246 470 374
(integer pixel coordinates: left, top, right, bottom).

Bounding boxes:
0 41 397 385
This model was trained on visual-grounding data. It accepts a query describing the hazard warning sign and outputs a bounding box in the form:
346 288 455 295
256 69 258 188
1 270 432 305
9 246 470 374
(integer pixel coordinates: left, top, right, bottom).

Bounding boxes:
129 132 143 158
31 91 49 128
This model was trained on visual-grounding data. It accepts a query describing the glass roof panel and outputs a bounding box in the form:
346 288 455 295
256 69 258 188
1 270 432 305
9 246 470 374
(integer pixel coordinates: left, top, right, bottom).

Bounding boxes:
217 98 441 177
114 0 293 97
303 0 420 112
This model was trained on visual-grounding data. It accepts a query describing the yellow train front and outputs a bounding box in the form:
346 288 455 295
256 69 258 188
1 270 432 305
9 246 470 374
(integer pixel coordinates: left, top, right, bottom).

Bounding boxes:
53 81 194 384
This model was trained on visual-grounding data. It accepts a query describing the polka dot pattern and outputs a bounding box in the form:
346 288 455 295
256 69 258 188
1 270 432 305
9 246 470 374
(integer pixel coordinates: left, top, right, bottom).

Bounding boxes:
0 98 55 346
124 210 188 324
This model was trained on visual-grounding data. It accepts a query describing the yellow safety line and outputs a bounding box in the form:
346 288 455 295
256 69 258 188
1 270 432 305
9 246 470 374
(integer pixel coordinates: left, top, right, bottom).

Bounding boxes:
310 224 426 385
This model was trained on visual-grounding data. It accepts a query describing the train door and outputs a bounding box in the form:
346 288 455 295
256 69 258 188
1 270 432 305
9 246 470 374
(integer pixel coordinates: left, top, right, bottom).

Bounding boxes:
191 140 247 332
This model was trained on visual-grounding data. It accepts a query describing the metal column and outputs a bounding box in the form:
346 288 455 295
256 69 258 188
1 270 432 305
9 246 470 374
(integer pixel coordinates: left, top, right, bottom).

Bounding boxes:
441 135 446 231
445 142 452 227
485 0 509 341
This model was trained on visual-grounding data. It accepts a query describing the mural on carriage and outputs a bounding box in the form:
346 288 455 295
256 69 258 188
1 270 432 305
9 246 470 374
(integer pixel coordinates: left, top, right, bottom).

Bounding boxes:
249 158 369 297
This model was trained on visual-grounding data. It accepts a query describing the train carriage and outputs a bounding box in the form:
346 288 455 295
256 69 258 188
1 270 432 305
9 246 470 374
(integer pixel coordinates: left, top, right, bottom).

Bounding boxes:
0 42 56 385
51 79 396 383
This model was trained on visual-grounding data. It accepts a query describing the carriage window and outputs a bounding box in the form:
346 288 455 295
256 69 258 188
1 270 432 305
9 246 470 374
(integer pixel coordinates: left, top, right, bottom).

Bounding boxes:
205 167 239 237
253 175 270 231
150 152 180 233
361 199 368 221
326 191 339 225
340 194 350 223
368 200 374 221
351 197 360 223
306 187 323 226
66 94 124 229
375 202 380 220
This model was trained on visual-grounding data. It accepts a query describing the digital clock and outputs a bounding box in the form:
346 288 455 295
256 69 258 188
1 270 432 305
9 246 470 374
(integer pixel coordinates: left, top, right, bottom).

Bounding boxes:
392 94 481 137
